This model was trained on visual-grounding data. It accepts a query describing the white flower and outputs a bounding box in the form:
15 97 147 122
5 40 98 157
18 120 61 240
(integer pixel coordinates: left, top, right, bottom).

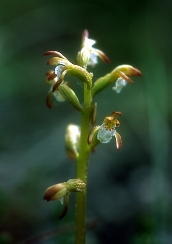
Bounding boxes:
112 77 127 93
96 112 122 149
77 30 110 68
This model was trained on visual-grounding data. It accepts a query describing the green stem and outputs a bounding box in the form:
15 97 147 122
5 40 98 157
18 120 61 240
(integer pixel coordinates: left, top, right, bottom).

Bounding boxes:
75 83 92 244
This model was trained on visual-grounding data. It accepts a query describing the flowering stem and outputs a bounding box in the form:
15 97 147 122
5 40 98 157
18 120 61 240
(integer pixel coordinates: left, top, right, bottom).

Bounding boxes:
75 83 92 244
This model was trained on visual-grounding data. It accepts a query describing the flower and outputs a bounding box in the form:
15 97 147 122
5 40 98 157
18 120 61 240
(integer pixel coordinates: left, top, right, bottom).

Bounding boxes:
44 50 92 90
44 179 86 219
92 65 142 97
97 112 122 149
77 30 110 68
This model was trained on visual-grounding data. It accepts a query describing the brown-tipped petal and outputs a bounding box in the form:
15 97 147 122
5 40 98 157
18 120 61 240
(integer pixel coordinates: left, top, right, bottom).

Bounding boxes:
113 65 142 77
43 183 68 202
52 70 67 92
59 193 69 220
115 132 122 150
43 185 58 201
95 49 110 63
47 57 66 65
83 29 89 39
46 92 53 108
48 72 57 81
59 203 68 220
118 71 134 84
43 51 68 60
129 66 142 76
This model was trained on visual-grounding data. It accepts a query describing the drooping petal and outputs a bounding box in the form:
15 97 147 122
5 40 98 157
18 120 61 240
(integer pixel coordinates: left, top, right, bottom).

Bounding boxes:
114 131 122 149
112 77 127 93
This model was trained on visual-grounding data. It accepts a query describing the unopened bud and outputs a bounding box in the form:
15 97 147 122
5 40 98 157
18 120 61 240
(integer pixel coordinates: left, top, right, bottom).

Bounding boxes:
58 84 83 112
65 124 80 160
77 47 91 69
43 182 69 202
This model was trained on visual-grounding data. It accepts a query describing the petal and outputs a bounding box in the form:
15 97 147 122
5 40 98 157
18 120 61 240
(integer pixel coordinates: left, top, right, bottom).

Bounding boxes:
118 71 134 84
55 65 65 78
112 77 127 93
92 48 110 63
47 57 68 66
43 51 68 60
48 72 57 81
114 131 122 150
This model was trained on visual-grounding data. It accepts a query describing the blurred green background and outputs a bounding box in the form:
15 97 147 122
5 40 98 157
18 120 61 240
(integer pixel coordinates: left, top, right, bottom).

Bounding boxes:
0 0 171 243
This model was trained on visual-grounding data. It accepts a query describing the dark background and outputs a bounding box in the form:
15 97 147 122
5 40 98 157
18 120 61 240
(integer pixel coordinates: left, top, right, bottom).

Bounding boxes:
0 0 172 243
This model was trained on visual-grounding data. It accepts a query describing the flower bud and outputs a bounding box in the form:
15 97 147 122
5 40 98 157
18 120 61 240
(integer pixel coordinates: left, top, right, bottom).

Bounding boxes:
65 124 80 160
58 84 83 112
43 182 69 202
77 46 91 69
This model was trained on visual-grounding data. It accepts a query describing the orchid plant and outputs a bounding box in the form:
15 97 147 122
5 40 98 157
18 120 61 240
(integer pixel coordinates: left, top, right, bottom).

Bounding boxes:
43 30 142 244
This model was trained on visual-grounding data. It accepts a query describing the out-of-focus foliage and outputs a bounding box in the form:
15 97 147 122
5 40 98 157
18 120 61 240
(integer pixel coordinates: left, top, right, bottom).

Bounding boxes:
0 0 172 243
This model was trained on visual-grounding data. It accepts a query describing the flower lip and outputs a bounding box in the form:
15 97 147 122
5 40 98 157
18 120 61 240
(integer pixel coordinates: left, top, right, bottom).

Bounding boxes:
97 123 116 143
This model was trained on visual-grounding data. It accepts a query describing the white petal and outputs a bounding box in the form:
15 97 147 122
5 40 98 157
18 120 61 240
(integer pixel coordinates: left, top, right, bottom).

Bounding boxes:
55 65 64 78
85 38 96 48
112 78 127 93
88 53 98 66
